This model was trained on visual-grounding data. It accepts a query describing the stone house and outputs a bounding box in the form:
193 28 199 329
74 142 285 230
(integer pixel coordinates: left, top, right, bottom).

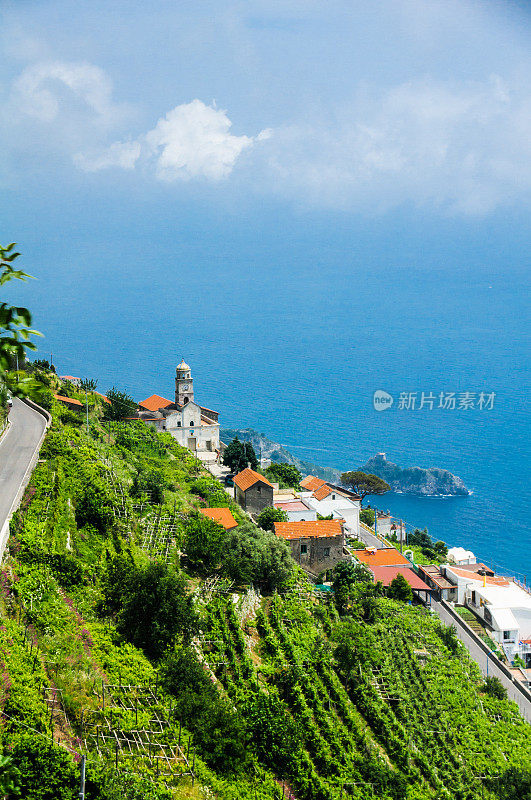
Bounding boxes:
233 468 274 515
273 519 346 576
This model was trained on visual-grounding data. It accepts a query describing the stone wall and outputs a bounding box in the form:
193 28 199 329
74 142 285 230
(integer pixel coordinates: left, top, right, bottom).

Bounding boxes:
288 534 345 575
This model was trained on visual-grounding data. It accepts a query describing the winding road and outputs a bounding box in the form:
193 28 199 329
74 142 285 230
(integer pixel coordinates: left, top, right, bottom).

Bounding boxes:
0 397 47 557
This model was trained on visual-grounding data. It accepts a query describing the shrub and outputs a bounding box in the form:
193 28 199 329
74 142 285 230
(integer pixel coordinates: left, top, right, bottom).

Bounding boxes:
482 676 507 700
256 506 288 532
359 508 375 527
387 573 413 603
7 734 77 800
160 647 249 774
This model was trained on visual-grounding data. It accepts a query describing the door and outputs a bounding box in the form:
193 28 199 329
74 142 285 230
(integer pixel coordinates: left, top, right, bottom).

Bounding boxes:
188 437 197 450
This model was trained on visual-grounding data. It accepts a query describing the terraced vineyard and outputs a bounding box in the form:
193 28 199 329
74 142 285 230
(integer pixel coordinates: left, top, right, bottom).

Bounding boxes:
0 389 530 799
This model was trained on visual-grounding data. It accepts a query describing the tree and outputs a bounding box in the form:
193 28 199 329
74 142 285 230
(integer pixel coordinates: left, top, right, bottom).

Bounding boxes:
184 512 226 573
104 386 137 420
0 243 41 398
359 508 375 527
222 437 258 473
265 462 301 487
118 562 197 659
222 522 293 589
80 377 98 391
256 506 288 531
340 471 390 502
387 572 413 602
332 560 373 615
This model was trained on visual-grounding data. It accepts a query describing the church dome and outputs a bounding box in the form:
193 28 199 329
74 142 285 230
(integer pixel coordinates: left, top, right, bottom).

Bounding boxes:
176 359 191 371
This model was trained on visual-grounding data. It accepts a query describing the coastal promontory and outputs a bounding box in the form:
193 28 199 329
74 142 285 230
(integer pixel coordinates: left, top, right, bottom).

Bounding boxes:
360 452 469 496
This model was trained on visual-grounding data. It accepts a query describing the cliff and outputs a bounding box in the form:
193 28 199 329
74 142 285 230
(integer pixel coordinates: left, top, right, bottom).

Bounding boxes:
360 452 469 496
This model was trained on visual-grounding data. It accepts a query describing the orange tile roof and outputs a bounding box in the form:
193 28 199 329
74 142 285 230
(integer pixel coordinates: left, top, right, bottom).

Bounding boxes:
233 468 273 492
450 567 511 586
199 508 238 530
138 394 173 412
274 519 343 540
354 548 412 568
300 475 327 491
313 484 332 501
54 394 83 407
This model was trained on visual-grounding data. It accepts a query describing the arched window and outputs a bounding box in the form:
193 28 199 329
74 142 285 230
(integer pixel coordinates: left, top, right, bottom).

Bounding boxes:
190 420 194 427
183 397 189 404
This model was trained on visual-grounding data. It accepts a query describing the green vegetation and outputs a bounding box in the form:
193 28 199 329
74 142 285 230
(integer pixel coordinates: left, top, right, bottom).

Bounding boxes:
263 463 301 488
256 506 288 531
1 364 530 800
340 471 390 502
359 508 375 527
387 573 413 603
222 437 258 473
0 243 41 401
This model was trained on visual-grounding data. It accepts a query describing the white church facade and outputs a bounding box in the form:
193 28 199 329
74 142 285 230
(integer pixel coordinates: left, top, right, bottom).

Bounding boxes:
136 361 220 455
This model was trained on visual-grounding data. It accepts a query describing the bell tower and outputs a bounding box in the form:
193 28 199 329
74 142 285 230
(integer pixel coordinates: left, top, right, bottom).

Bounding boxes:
175 359 194 406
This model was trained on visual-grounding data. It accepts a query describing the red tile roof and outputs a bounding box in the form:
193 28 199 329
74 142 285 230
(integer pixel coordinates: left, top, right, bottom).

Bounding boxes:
139 394 173 412
370 565 432 591
54 394 83 407
274 519 343 540
300 475 327 491
233 468 273 492
313 484 332 501
199 507 238 530
354 548 412 568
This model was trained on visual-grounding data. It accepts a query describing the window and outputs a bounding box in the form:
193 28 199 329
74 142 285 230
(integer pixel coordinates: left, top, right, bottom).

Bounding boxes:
177 421 181 427
256 485 261 493
190 421 194 427
300 544 308 555
323 547 330 557
503 630 512 641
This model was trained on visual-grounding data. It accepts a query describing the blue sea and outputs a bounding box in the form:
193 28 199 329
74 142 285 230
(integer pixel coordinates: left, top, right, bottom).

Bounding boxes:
12 203 530 578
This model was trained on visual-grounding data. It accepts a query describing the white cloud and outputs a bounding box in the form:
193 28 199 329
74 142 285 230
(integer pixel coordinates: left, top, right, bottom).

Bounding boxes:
265 75 531 214
73 140 141 172
79 99 271 181
13 60 125 126
145 100 257 181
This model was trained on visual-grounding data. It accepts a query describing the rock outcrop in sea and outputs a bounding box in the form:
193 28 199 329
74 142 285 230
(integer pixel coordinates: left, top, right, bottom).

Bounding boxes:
360 452 469 497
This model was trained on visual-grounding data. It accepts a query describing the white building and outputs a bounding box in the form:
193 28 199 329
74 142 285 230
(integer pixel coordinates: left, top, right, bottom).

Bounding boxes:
443 562 531 666
298 476 361 539
137 361 220 456
447 546 476 565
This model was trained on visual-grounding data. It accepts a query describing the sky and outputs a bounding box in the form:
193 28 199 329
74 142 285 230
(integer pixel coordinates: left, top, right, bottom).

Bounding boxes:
1 0 530 401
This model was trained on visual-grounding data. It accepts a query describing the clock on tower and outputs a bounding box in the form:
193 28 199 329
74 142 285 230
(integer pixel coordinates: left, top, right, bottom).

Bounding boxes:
175 360 194 406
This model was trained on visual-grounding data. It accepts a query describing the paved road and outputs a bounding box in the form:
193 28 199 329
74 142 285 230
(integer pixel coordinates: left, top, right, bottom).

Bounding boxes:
0 398 46 532
432 598 531 721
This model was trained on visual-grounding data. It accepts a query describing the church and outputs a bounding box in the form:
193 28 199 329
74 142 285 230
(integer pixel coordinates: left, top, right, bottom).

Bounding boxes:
136 360 220 455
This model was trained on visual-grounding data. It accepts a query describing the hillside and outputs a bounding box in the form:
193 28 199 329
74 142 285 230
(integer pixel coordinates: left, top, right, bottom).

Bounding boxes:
0 387 529 799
